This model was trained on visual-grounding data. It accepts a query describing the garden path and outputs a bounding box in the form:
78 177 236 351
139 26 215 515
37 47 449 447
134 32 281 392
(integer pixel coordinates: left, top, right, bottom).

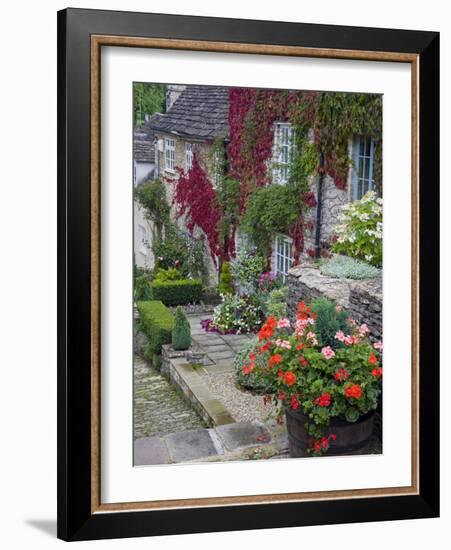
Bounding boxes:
134 355 206 440
188 313 254 373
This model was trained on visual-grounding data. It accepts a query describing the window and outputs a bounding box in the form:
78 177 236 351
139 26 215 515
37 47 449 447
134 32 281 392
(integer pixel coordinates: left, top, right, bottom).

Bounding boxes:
275 234 293 282
138 224 148 256
272 123 294 184
165 138 175 172
353 136 375 200
185 142 194 172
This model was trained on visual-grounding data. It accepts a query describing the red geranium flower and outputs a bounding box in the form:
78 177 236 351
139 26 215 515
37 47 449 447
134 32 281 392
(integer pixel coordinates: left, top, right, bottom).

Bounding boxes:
313 392 332 407
345 384 363 399
368 353 378 365
334 368 349 382
242 365 253 375
259 342 271 352
313 440 322 453
299 356 309 367
269 354 282 366
283 371 297 386
371 367 383 378
290 395 300 410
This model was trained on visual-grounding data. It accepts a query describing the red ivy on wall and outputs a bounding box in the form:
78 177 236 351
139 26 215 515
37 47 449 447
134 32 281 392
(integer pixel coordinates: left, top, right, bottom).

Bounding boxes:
170 156 229 264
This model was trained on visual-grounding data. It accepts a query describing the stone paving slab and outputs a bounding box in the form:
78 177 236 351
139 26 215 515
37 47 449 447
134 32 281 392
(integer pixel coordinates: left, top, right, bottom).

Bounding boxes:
164 428 220 462
134 355 205 440
202 361 234 374
215 422 271 451
134 436 169 465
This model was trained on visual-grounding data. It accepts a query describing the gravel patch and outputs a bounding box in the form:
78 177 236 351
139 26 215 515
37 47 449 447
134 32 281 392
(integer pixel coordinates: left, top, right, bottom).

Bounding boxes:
200 370 277 424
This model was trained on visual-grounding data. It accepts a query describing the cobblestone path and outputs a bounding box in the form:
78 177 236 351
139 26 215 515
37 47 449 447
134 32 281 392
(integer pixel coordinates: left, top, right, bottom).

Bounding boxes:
134 355 205 440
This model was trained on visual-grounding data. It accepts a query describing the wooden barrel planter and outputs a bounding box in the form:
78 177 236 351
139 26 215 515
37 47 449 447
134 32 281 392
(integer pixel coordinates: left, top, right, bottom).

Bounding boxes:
285 409 374 457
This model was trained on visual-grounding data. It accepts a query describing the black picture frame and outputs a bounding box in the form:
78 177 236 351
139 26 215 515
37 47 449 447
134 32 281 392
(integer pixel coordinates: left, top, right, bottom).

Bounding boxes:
57 7 439 541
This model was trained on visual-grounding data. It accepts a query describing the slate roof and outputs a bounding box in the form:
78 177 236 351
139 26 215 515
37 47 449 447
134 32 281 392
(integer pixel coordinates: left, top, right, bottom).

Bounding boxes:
148 85 229 140
134 123 155 163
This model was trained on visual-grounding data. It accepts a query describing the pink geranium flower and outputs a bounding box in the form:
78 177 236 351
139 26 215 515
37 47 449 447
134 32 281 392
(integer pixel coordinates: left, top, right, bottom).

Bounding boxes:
373 341 383 351
277 318 291 329
335 330 346 342
321 346 335 359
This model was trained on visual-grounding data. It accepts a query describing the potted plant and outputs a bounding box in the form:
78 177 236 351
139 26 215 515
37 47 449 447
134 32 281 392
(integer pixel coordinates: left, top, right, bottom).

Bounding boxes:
241 301 383 456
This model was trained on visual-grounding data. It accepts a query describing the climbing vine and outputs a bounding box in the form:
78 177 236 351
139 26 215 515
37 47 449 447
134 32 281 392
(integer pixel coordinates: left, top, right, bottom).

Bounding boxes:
171 156 222 263
169 87 382 267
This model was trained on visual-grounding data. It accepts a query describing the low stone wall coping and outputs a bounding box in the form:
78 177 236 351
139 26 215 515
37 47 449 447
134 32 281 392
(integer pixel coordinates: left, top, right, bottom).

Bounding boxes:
287 263 382 340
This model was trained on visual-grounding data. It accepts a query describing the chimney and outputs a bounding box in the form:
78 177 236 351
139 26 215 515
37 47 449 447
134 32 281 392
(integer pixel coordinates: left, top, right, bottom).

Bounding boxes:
166 84 186 111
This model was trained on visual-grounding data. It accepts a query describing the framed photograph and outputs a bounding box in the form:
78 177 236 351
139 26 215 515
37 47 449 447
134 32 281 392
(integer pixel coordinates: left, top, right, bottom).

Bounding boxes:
57 8 439 541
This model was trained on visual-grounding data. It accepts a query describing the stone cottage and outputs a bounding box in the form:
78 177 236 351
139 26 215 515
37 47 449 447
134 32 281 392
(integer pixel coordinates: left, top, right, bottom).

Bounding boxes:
147 85 229 283
136 85 381 283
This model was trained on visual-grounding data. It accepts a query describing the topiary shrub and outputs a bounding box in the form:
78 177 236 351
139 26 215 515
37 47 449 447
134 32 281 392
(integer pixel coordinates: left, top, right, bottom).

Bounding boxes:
134 273 153 301
136 300 174 355
218 261 233 295
172 306 192 350
310 297 349 349
320 255 381 279
151 279 202 306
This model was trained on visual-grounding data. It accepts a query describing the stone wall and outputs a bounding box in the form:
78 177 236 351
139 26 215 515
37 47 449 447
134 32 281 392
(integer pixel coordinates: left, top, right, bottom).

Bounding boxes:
287 262 382 341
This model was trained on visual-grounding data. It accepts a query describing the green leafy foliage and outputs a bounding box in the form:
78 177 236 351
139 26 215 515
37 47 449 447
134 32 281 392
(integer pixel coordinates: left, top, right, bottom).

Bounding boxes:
310 298 349 349
151 279 202 306
332 191 383 267
153 268 182 283
240 183 305 258
231 248 267 294
135 179 170 239
218 261 233 295
137 300 174 355
172 306 192 350
134 273 153 301
152 225 207 281
234 339 273 393
320 255 381 279
133 83 166 127
263 287 288 318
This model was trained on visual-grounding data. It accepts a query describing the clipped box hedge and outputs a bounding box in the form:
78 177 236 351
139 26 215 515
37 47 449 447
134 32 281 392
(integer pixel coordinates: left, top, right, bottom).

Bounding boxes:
136 300 174 355
151 279 202 306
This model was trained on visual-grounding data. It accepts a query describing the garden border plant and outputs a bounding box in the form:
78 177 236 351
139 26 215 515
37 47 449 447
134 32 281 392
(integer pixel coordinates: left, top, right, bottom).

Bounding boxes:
241 299 383 456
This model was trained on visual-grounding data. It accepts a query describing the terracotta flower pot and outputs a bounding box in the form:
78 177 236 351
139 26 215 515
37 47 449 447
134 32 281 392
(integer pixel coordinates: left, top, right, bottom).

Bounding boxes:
285 409 375 457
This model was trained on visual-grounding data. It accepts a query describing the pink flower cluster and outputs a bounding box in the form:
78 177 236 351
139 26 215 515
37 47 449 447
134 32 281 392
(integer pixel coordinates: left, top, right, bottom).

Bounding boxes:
335 322 371 346
277 318 291 329
294 317 315 337
306 331 318 346
321 346 335 359
373 341 383 351
275 339 292 350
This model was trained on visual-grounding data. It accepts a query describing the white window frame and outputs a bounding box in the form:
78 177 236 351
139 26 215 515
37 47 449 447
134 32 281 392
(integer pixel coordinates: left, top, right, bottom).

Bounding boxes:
275 234 293 282
185 142 194 172
272 122 294 184
138 224 148 256
352 136 376 200
165 137 176 173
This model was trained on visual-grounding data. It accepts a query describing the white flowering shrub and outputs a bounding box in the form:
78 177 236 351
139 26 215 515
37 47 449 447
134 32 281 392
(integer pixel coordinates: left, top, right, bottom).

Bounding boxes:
320 255 381 280
332 191 382 267
212 294 262 333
